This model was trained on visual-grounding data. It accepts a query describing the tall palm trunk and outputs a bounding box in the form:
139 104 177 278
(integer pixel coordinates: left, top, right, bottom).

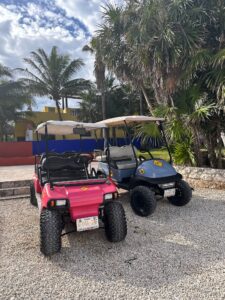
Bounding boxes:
193 127 203 167
101 87 107 148
101 89 106 119
55 100 63 121
141 85 154 115
55 99 65 139
205 134 217 168
139 92 143 115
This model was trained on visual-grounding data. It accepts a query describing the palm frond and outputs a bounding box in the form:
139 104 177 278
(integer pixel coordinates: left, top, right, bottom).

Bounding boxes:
61 59 84 84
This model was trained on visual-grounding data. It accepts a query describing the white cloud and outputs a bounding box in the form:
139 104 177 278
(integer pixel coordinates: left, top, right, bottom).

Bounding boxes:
0 1 94 80
55 0 101 34
55 0 123 34
0 0 99 111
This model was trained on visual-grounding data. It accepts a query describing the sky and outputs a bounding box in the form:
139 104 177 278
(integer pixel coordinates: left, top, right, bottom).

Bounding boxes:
0 0 122 109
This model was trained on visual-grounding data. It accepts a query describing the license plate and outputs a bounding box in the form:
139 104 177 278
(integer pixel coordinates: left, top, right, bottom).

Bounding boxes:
164 188 176 197
76 216 99 232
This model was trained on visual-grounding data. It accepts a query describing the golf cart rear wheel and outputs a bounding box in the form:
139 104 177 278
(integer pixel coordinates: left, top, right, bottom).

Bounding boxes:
40 209 62 256
30 182 37 207
168 180 192 206
130 185 156 217
104 201 127 242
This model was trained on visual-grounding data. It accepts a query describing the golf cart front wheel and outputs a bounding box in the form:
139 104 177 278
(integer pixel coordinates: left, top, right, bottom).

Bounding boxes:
40 209 62 256
104 201 127 242
130 185 156 217
30 182 38 207
168 180 192 206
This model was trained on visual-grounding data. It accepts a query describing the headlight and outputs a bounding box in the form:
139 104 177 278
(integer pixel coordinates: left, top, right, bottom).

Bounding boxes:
56 199 67 206
48 199 68 208
104 192 118 200
104 193 113 200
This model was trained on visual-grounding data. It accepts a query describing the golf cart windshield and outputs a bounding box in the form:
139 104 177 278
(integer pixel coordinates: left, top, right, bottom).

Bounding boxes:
36 120 106 135
96 116 171 163
35 121 107 185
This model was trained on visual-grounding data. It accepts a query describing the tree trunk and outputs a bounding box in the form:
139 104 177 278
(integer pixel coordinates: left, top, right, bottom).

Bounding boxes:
141 85 154 115
192 127 203 167
217 121 223 169
217 135 223 169
55 100 63 121
100 88 107 148
101 91 106 120
55 100 65 139
151 69 168 106
205 134 217 169
139 92 143 115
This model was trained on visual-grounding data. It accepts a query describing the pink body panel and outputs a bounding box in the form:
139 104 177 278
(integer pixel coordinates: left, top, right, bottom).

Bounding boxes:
33 174 42 194
41 179 117 221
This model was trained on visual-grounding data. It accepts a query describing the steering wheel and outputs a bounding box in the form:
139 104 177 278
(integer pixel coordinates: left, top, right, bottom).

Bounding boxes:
139 155 146 162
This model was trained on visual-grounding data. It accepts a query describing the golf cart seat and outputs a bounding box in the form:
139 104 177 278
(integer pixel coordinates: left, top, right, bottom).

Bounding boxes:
109 145 137 170
38 155 90 184
41 156 84 171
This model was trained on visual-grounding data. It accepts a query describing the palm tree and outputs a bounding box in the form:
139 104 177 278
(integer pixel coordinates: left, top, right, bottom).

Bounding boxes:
19 46 91 120
96 1 207 108
0 63 31 141
82 38 107 119
96 4 155 114
78 87 102 122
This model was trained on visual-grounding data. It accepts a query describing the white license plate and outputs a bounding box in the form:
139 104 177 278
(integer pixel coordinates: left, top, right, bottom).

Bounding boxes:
76 216 99 232
164 188 176 197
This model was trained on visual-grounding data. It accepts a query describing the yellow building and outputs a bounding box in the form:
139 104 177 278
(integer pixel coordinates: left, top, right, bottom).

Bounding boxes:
15 106 125 141
15 106 82 141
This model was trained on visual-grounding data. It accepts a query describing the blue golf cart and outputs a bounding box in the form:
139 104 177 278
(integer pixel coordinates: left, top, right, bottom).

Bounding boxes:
95 116 192 217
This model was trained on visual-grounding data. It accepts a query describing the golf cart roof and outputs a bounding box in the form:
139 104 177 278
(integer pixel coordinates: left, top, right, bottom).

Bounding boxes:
36 120 107 135
97 115 165 127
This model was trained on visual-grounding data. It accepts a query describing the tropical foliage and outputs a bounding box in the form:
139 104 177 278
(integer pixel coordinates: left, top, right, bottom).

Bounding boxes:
19 46 91 120
78 77 145 122
88 0 225 169
0 64 31 141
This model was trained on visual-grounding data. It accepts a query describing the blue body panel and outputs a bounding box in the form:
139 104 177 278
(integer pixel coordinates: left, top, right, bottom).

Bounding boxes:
136 160 177 178
98 159 177 183
98 162 135 182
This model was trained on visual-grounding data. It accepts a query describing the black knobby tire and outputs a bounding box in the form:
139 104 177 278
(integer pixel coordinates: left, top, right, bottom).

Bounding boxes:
40 209 62 256
168 180 192 206
30 182 38 207
104 201 127 242
130 185 156 217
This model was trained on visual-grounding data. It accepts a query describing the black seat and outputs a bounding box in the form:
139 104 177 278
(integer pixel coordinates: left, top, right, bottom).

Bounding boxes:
41 156 84 171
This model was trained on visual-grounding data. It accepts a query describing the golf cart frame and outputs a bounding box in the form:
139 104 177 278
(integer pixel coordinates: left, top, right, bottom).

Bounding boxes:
30 120 127 256
96 116 192 217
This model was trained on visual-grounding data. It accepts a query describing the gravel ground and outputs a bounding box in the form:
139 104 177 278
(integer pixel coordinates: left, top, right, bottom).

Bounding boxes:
1 189 225 299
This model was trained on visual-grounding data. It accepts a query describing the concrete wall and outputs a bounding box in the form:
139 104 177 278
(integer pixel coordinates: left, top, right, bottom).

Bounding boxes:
176 166 225 190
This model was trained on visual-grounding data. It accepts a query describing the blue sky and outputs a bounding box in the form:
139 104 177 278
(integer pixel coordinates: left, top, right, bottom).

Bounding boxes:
0 0 122 109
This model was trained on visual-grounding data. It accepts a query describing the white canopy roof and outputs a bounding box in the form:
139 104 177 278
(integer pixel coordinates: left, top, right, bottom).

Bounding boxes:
97 115 165 127
36 120 106 135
